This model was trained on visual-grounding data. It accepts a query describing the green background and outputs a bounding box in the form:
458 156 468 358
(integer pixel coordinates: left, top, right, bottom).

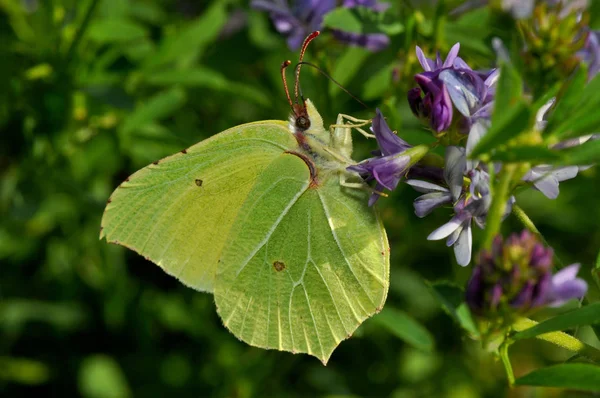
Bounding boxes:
2 0 599 396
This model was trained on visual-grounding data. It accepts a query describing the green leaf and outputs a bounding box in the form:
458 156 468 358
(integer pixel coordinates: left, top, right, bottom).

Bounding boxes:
145 67 228 88
560 138 600 166
323 7 403 36
248 11 280 50
426 281 479 337
362 64 394 100
470 102 532 157
87 19 147 43
144 68 271 107
486 145 562 163
494 63 523 112
323 8 362 33
329 47 369 97
121 88 186 134
543 66 587 135
515 364 600 391
0 357 49 385
469 64 532 157
594 248 600 290
443 8 494 56
143 1 227 69
549 71 600 139
372 307 434 352
513 303 600 340
78 355 131 398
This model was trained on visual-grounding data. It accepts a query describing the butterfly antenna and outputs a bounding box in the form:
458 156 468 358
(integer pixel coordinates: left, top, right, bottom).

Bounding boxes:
295 61 369 110
280 60 294 108
294 31 320 104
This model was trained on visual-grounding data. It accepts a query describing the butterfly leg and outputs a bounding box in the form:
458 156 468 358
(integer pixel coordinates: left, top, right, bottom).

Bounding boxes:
339 171 389 198
329 114 375 139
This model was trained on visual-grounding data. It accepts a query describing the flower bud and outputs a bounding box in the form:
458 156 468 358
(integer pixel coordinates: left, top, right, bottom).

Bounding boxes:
466 230 587 319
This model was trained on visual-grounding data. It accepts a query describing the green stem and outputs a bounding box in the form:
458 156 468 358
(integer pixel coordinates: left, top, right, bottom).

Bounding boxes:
512 204 565 269
499 341 515 387
483 164 516 249
513 318 600 362
65 0 100 64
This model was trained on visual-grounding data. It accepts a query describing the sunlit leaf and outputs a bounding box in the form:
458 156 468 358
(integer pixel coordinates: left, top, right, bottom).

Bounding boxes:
560 138 600 165
323 8 362 33
486 145 562 163
513 303 600 340
426 281 479 338
372 307 434 352
87 19 147 43
471 65 532 157
78 355 131 398
143 1 227 69
329 47 369 97
515 364 600 391
121 88 186 134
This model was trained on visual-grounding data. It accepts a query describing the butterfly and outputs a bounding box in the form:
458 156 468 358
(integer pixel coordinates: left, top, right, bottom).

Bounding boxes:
100 32 389 364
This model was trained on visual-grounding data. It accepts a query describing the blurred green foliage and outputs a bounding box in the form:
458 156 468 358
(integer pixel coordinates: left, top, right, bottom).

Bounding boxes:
2 0 599 397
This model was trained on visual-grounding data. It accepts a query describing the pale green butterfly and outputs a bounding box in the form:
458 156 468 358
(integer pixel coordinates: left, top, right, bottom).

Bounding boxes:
100 32 389 364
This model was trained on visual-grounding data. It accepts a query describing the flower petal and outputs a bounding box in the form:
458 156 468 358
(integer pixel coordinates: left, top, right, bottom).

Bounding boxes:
533 174 560 199
545 264 588 307
444 146 466 201
372 108 411 156
443 43 461 68
439 69 484 117
427 213 467 240
414 192 452 218
405 179 449 193
552 166 579 182
466 120 489 170
453 222 472 266
331 30 390 52
416 46 433 72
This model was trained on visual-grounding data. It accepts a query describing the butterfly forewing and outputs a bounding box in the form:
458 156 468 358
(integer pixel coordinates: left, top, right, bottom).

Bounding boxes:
100 121 297 292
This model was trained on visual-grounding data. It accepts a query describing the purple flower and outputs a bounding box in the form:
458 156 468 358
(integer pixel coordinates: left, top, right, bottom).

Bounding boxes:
522 165 579 199
466 231 587 318
330 30 389 52
252 0 390 51
251 0 335 50
521 99 588 198
330 1 390 51
407 145 514 266
409 43 498 133
411 75 454 132
342 0 390 12
348 109 426 206
579 30 600 80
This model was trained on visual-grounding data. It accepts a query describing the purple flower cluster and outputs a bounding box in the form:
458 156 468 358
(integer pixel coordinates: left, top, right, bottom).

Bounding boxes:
409 43 499 133
407 145 515 266
347 109 426 206
251 0 390 51
579 29 600 80
466 230 587 317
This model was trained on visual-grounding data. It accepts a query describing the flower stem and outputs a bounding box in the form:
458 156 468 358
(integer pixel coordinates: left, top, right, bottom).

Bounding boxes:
499 341 515 387
513 318 600 362
482 164 516 249
65 0 100 64
512 204 565 268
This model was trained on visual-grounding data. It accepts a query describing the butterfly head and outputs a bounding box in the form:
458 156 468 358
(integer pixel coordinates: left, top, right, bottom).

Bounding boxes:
288 98 324 137
280 32 325 138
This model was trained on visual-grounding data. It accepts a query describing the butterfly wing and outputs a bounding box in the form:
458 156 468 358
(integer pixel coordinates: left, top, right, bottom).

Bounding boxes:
100 121 297 293
214 163 390 364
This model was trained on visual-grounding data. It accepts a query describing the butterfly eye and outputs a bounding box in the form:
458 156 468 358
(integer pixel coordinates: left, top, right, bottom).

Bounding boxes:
296 116 310 130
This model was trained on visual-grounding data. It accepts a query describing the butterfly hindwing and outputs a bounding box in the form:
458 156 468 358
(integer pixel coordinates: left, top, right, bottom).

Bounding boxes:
214 160 389 364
